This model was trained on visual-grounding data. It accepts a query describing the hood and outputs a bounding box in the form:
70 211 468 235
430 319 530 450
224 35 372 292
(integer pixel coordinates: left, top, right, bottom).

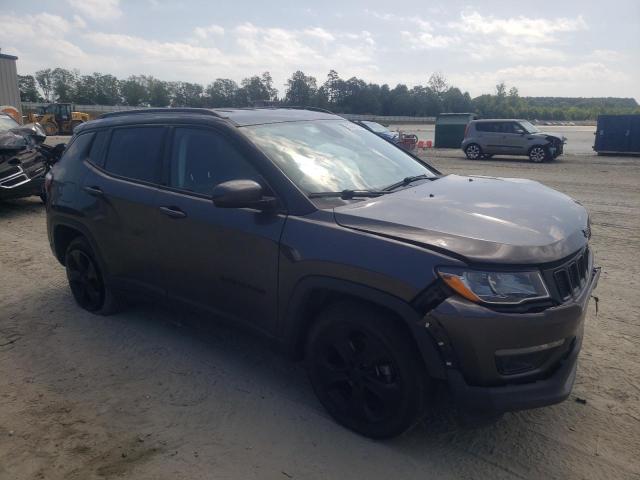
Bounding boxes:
535 131 566 143
333 175 589 264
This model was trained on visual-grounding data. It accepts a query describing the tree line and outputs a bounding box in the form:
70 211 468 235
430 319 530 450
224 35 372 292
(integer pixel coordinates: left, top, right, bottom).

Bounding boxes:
18 68 639 121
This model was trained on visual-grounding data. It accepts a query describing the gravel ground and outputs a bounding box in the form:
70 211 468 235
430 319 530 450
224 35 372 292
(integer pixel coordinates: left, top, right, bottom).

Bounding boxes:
0 140 639 479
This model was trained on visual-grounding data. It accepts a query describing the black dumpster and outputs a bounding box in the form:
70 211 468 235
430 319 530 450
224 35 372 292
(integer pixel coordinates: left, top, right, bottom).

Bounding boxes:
434 113 477 148
593 114 640 155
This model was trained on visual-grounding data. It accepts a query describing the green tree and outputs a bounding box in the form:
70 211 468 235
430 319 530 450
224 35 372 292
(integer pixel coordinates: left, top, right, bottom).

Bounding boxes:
204 79 239 107
120 76 147 106
51 68 77 102
18 75 42 102
284 71 317 105
35 69 54 102
239 72 277 105
171 82 204 107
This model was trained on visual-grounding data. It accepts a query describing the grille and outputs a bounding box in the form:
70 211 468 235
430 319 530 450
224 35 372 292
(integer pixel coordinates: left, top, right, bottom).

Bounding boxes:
0 174 29 188
553 247 590 300
0 166 21 180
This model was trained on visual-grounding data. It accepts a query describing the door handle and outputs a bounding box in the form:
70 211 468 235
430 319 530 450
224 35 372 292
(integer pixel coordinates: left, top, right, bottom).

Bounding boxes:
159 206 187 218
83 185 103 196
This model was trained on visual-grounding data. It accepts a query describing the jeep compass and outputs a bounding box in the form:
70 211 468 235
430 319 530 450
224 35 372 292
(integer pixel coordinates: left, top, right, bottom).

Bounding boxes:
46 108 599 438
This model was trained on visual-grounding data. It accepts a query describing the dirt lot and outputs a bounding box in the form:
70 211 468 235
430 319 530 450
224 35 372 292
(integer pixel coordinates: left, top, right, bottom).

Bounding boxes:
1 142 639 479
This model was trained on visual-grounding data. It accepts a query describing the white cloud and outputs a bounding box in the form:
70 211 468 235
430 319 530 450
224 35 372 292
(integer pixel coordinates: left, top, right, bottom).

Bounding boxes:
449 62 630 97
66 0 122 20
452 11 587 44
72 14 87 29
590 49 626 62
303 27 335 42
0 13 86 64
194 24 225 39
400 30 459 50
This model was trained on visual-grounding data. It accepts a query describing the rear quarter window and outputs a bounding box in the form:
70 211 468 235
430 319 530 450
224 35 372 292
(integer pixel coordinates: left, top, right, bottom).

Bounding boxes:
60 132 95 164
475 122 494 132
87 130 109 168
104 126 165 184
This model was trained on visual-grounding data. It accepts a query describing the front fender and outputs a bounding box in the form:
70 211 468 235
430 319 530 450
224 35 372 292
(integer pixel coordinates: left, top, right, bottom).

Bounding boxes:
280 275 447 379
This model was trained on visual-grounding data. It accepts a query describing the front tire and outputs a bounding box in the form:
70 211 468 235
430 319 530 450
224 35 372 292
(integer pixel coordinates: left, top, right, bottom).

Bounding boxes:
306 301 429 439
65 237 121 315
529 146 548 163
464 143 482 160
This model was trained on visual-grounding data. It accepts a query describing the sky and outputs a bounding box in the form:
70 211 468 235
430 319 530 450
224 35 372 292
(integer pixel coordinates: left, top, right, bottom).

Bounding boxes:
1 0 638 100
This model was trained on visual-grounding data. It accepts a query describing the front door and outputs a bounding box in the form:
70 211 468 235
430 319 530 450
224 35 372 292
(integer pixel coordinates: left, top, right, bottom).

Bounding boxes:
153 125 286 335
501 122 529 155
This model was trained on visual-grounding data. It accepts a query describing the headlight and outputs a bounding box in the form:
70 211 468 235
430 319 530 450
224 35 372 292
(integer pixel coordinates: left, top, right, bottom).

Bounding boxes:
437 267 549 305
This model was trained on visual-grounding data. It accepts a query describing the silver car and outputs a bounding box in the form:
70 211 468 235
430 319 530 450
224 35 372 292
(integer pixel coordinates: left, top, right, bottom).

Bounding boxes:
461 119 566 162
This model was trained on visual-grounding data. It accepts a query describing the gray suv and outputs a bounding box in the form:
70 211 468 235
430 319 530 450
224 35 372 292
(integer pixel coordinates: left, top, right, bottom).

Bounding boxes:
46 108 598 439
462 119 566 162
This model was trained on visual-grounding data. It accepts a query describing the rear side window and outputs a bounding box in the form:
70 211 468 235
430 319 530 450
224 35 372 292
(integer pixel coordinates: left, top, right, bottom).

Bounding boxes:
475 122 494 132
61 132 94 163
104 127 165 183
476 122 512 133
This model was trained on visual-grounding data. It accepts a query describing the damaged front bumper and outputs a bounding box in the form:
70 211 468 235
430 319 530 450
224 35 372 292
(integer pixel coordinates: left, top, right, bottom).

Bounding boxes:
425 265 600 413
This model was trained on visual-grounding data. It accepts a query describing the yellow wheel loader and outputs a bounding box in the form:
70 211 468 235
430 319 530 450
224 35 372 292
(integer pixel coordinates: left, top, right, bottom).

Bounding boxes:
26 103 89 135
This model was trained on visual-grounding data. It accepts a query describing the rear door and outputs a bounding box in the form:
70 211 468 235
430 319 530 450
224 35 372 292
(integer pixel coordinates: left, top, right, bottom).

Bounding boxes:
153 125 286 335
80 125 167 296
475 122 502 153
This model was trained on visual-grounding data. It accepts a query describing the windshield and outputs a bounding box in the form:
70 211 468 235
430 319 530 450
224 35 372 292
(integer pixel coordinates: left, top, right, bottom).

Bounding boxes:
0 115 19 132
519 120 541 134
243 120 435 194
361 121 390 134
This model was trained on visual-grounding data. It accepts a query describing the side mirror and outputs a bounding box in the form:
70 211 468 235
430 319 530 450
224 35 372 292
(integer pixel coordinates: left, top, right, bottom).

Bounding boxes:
211 179 276 210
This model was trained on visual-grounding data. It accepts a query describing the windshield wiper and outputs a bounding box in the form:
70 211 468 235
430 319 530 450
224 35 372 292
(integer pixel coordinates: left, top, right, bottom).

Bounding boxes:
383 174 432 191
309 189 390 200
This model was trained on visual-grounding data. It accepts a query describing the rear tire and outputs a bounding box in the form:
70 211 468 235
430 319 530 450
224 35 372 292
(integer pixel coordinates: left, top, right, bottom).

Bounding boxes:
65 237 121 315
529 146 548 163
464 143 482 160
306 301 430 439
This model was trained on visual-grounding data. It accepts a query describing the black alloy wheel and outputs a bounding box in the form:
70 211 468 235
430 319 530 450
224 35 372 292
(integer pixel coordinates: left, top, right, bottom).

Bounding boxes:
307 302 428 438
66 247 104 311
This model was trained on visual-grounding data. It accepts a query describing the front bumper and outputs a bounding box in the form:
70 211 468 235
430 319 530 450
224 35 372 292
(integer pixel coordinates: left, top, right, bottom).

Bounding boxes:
425 265 600 413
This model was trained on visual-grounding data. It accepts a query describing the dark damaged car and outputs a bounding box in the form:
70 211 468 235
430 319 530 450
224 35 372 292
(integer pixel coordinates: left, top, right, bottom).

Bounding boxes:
0 113 64 202
46 108 599 439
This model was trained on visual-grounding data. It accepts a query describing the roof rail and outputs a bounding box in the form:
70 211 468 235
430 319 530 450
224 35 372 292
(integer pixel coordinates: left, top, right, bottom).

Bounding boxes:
225 105 337 115
280 106 336 114
100 108 222 119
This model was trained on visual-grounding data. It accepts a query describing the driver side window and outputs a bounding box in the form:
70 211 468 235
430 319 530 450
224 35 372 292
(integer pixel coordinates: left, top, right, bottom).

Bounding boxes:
509 123 525 134
169 127 262 196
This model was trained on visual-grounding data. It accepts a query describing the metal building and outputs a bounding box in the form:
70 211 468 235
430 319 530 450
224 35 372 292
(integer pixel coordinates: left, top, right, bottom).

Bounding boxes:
0 52 21 115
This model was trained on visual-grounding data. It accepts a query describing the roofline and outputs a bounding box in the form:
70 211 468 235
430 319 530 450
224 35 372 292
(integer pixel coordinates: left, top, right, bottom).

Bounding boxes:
0 53 18 60
100 106 339 120
100 108 223 119
472 118 528 122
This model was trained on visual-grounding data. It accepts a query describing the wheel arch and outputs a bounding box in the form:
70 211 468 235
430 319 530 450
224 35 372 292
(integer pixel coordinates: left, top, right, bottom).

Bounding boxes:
51 217 109 277
282 276 447 380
